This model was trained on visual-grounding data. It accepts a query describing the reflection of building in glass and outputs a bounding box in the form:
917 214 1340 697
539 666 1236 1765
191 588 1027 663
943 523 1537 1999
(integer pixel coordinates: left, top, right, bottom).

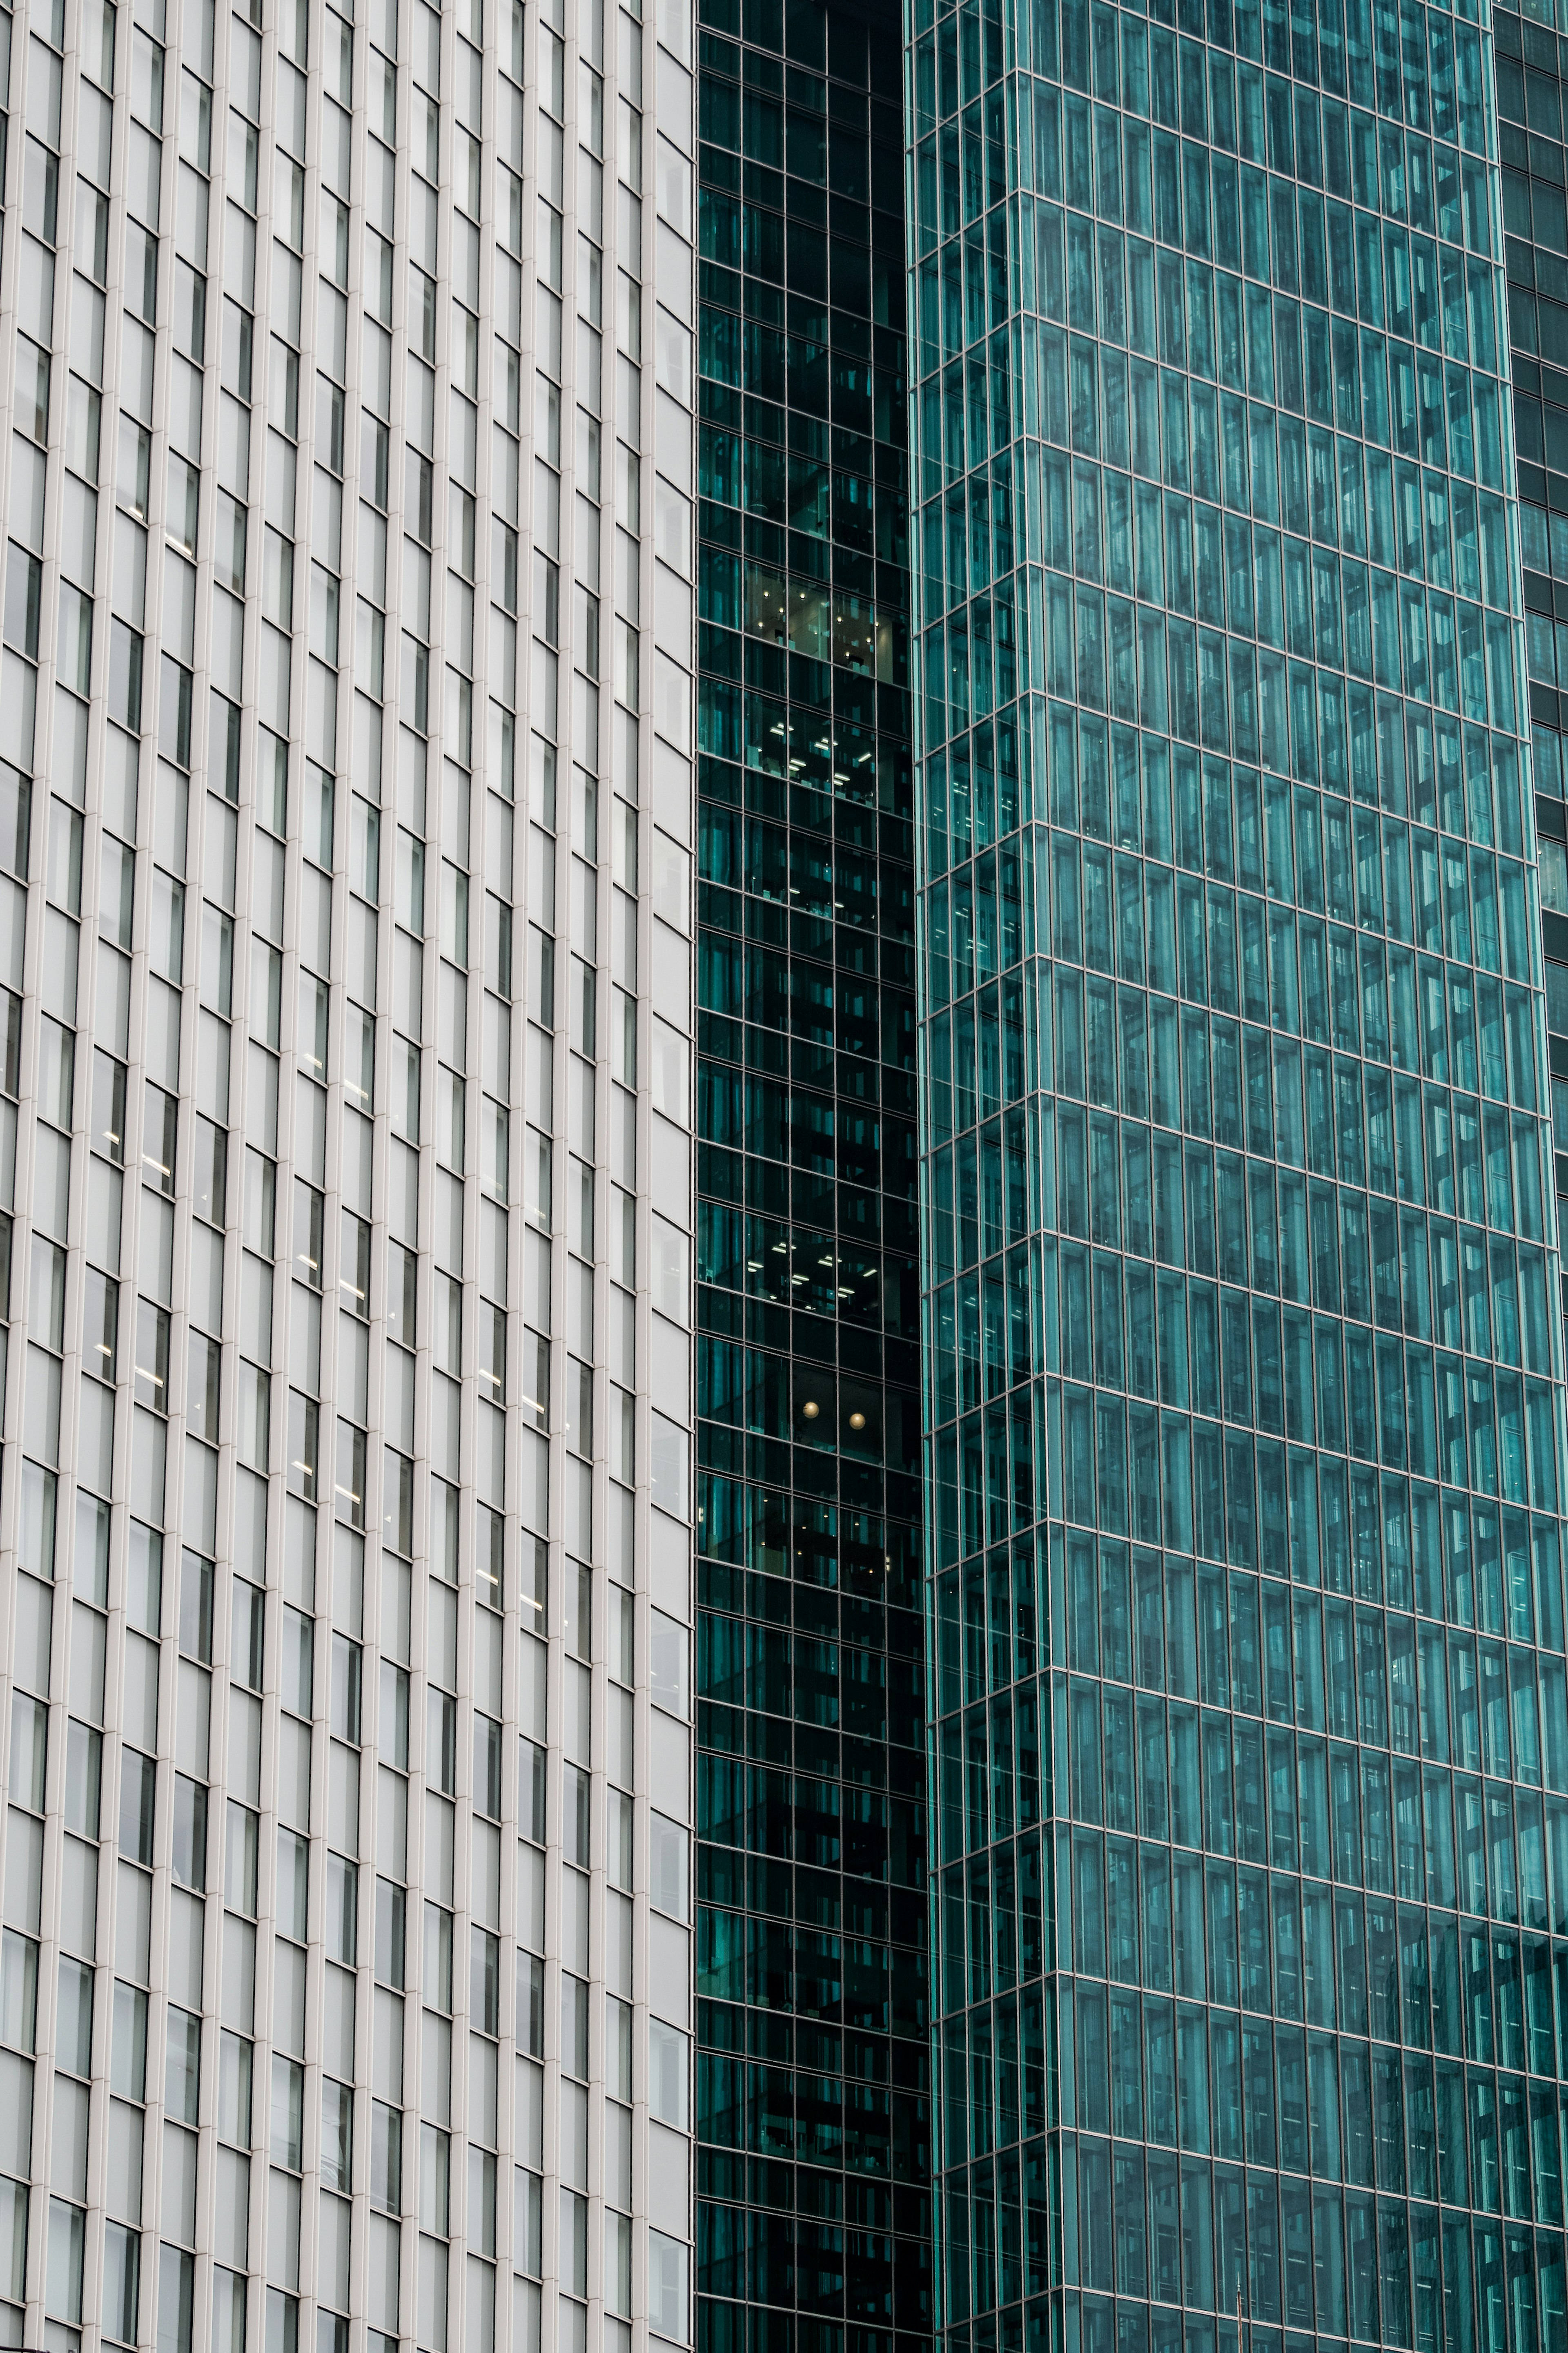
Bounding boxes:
693 4 933 2353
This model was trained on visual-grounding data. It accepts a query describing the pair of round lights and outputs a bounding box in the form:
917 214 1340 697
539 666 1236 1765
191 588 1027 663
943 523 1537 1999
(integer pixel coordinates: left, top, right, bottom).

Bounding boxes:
801 1402 866 1431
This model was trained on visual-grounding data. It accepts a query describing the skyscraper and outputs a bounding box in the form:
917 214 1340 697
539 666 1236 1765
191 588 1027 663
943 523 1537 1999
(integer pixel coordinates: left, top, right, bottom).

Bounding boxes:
0 0 699 2341
912 6 1568 2353
690 7 932 2353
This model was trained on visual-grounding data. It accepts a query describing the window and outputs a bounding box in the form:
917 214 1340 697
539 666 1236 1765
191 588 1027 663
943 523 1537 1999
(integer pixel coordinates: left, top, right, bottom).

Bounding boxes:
649 1812 688 1920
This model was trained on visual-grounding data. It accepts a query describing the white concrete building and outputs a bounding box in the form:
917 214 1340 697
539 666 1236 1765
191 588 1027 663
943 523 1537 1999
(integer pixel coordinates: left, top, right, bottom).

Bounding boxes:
0 0 697 2335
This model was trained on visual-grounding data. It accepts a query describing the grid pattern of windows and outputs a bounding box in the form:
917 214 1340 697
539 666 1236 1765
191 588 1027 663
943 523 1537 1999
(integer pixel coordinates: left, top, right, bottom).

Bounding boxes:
1500 0 1568 1376
691 6 933 2353
911 4 1568 2353
0 0 698 2340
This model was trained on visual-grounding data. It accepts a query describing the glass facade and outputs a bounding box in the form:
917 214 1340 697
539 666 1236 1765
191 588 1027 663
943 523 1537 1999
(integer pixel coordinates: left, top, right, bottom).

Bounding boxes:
1499 0 1568 1282
691 7 933 2353
912 6 1568 2353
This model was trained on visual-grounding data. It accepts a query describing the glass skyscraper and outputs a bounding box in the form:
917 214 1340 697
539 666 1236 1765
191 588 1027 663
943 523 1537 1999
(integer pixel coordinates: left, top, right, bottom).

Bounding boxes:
911 5 1568 2353
691 6 933 2353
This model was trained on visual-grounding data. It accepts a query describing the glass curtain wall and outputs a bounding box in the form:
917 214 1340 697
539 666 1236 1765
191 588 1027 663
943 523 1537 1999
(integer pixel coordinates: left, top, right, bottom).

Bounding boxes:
912 6 1568 2353
1499 0 1568 1328
693 7 934 2353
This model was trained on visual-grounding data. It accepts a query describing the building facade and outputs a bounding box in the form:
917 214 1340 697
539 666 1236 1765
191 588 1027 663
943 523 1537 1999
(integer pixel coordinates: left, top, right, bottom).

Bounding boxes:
690 7 933 2353
8 0 1568 2351
912 7 1568 2353
1502 0 1568 1251
0 0 698 2339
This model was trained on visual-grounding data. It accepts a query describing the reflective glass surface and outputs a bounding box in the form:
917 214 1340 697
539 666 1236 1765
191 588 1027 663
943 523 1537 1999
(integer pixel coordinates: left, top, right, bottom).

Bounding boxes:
694 6 935 2353
910 1 1568 2351
1500 4 1568 1242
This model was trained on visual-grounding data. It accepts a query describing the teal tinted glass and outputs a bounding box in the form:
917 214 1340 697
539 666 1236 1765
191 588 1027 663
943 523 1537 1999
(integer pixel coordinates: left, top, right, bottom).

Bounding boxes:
693 0 933 2349
910 0 1568 2349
